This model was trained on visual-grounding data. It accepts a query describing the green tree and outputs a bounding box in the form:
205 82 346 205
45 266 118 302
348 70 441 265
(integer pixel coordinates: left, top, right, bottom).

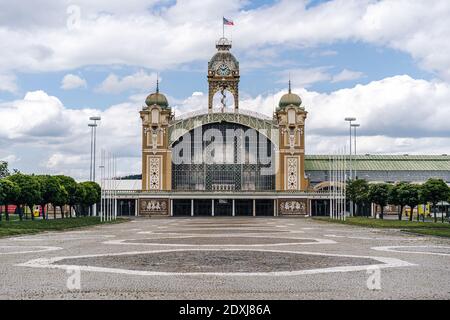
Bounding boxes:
52 184 69 220
368 183 392 219
346 179 370 216
37 176 58 220
0 179 20 221
37 175 70 220
55 175 78 217
0 161 9 179
7 174 42 220
421 179 449 223
79 182 101 216
389 182 410 221
0 179 5 221
400 184 422 222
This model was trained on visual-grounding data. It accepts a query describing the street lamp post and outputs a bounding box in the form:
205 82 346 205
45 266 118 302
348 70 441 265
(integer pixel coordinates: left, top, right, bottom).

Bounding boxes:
344 117 356 180
345 117 356 217
351 123 360 179
351 123 360 216
89 116 101 182
88 116 101 217
88 123 96 181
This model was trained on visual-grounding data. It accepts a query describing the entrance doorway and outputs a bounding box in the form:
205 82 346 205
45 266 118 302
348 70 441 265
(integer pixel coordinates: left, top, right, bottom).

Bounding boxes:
235 199 253 216
118 200 136 216
311 200 329 216
214 199 233 216
194 199 212 216
255 200 274 216
173 199 192 216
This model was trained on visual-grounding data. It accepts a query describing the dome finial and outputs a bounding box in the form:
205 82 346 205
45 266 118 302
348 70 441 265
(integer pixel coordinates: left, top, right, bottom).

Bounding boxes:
145 74 169 108
288 74 292 94
156 74 159 94
278 76 302 109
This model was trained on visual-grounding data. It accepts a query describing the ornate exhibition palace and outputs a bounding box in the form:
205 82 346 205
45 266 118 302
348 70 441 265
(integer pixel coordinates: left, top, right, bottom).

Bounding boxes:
111 38 450 217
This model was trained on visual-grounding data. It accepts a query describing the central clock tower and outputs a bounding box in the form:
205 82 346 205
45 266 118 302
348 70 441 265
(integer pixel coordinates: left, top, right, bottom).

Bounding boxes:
207 37 240 112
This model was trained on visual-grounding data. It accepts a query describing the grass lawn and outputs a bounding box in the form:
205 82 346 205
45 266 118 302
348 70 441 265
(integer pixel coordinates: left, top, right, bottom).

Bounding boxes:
0 216 126 238
313 217 450 238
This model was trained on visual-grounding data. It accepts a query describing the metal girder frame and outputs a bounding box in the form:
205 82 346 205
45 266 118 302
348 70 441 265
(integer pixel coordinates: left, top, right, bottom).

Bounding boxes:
168 111 279 147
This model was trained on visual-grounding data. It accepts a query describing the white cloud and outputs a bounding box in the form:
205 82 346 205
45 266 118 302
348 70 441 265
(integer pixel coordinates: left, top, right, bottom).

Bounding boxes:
0 90 141 179
0 0 449 80
0 73 18 93
2 74 450 180
279 68 364 87
96 70 157 94
303 75 450 139
61 73 87 90
279 67 331 88
0 154 19 164
331 69 364 83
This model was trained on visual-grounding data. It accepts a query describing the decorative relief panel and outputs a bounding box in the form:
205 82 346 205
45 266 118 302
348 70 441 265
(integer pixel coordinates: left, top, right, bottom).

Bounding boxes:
139 199 169 216
279 199 308 215
148 157 161 190
286 157 298 190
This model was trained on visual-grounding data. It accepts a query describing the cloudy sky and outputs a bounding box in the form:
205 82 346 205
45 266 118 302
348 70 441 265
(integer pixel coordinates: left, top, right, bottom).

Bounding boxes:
1 0 450 180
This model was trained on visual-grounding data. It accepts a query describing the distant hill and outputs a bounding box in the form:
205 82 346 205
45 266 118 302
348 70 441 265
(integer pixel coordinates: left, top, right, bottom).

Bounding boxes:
120 174 142 180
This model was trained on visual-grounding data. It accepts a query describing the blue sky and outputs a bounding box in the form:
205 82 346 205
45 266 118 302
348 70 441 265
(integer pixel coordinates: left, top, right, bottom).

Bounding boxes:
0 0 449 179
2 40 432 110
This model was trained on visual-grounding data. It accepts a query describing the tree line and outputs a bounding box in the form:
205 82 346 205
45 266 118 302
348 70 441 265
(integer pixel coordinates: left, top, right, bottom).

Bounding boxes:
0 163 100 221
347 178 450 222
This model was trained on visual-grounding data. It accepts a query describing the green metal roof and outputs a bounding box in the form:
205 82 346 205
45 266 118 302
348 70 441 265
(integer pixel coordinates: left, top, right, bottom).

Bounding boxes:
305 155 450 171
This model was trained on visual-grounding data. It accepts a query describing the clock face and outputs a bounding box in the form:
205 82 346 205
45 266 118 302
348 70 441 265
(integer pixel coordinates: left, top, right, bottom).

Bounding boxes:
217 63 231 76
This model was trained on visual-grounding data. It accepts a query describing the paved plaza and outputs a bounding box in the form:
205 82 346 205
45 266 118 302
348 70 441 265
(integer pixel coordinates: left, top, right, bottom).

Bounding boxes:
1 218 449 299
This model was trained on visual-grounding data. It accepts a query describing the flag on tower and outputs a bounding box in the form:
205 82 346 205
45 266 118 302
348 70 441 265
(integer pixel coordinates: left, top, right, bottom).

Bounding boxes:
223 17 234 26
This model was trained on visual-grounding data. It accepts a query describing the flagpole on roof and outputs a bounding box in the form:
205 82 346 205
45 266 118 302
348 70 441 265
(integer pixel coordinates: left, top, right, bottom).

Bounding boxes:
222 16 225 38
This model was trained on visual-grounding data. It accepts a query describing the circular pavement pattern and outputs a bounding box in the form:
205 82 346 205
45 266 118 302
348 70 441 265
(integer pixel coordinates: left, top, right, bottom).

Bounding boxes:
180 224 266 228
54 250 378 273
373 245 450 256
119 236 320 246
153 229 289 234
0 245 62 255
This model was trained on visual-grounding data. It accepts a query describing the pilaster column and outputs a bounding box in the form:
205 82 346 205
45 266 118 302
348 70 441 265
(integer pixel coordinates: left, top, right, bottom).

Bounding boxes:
253 200 256 217
232 199 235 217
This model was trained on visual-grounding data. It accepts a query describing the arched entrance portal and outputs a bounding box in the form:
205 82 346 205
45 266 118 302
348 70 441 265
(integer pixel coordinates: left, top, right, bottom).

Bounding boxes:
171 122 276 192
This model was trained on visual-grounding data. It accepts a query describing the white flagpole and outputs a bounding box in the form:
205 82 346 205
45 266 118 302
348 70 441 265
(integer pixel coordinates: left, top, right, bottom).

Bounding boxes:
339 148 342 220
114 155 117 221
338 150 341 220
344 147 347 221
109 152 112 222
342 148 345 220
333 152 336 220
105 151 108 222
329 155 332 218
100 149 103 222
331 153 334 220
107 152 110 222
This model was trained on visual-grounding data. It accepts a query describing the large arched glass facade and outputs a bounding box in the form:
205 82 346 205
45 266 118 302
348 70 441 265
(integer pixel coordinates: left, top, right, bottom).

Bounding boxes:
171 122 276 191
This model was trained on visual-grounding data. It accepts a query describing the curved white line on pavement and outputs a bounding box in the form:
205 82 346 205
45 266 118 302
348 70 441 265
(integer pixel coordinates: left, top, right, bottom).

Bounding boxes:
102 236 336 247
372 245 450 257
324 234 422 241
12 235 115 241
0 245 62 255
137 229 304 235
17 248 415 277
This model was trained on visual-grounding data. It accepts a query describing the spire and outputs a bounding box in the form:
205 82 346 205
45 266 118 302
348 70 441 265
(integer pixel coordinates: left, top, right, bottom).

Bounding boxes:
156 74 159 94
288 73 292 94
